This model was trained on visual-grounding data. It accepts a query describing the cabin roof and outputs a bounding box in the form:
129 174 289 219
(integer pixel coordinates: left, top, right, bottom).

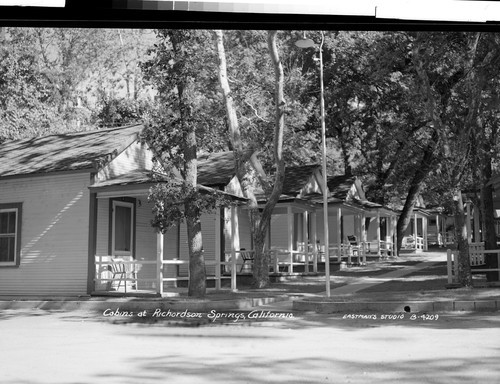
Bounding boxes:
0 124 143 178
327 175 357 200
197 150 255 187
90 169 248 202
282 164 321 196
197 151 236 187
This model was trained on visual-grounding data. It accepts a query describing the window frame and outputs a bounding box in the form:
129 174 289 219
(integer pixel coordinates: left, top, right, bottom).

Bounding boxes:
109 198 136 258
0 203 22 267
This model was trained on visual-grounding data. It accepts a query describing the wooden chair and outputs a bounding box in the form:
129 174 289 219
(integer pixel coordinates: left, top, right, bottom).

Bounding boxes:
239 250 254 273
109 257 138 293
347 235 361 264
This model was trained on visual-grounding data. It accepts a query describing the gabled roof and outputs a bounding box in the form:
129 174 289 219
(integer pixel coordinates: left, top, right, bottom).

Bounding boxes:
327 175 357 200
89 169 248 202
197 151 236 187
0 124 143 178
282 164 321 196
197 150 255 187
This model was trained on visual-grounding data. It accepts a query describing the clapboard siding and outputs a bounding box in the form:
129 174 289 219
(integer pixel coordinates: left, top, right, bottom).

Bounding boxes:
95 198 109 255
178 213 218 277
135 198 158 289
343 216 355 241
270 214 288 249
315 213 341 248
223 207 239 252
202 213 217 276
223 208 252 250
179 222 189 276
163 225 179 281
0 173 90 296
96 141 153 182
238 210 252 250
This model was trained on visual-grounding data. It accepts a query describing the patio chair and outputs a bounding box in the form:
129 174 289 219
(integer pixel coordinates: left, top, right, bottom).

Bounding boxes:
239 249 254 273
347 235 361 264
109 257 138 293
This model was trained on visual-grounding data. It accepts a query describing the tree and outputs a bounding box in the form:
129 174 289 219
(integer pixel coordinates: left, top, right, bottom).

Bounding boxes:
462 33 500 281
0 27 157 139
402 32 500 286
94 97 150 128
0 28 65 141
310 31 433 208
34 28 156 128
142 29 229 297
214 29 287 287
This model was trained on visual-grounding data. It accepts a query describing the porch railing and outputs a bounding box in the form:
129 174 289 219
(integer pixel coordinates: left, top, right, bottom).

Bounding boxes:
95 255 234 296
447 244 500 284
327 240 395 265
95 256 156 294
268 248 317 274
402 236 424 252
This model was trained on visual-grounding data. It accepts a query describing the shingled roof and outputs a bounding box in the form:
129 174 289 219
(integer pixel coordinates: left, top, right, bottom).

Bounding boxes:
281 164 321 196
0 124 143 178
197 151 236 187
327 175 357 200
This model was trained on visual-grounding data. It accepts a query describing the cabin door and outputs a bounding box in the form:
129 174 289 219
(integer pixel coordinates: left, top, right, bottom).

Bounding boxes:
111 200 134 257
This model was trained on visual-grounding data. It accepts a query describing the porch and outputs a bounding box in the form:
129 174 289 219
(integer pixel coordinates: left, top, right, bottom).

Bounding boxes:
89 177 258 297
316 200 398 265
402 210 450 252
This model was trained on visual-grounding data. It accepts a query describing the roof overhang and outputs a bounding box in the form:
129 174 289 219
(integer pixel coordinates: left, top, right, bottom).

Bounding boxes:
89 171 248 203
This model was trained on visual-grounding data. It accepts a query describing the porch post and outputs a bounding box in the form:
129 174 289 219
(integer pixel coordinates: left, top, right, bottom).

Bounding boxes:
356 214 362 262
337 207 342 262
388 215 395 258
287 205 294 273
355 215 361 240
311 211 317 272
361 213 366 257
473 204 481 243
303 210 309 273
466 200 472 243
436 214 440 247
376 211 381 257
87 192 98 294
215 209 221 290
414 213 418 239
423 215 428 251
156 231 164 296
231 205 237 291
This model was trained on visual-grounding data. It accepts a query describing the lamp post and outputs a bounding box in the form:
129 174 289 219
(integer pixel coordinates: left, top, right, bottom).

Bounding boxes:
295 32 330 297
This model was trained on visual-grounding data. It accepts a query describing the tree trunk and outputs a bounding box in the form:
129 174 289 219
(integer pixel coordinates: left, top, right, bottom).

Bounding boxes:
252 30 286 288
213 30 266 285
453 190 473 287
184 125 206 297
170 29 206 297
185 203 206 297
481 158 499 281
396 132 438 253
214 30 286 288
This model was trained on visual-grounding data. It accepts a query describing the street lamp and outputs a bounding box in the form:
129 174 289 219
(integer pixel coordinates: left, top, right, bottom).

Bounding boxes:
295 32 330 297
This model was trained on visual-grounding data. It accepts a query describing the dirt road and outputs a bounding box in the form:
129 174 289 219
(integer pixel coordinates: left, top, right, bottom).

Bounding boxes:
1 307 499 384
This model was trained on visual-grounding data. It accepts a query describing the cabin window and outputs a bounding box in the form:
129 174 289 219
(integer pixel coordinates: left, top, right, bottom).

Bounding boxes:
110 199 135 257
0 203 22 267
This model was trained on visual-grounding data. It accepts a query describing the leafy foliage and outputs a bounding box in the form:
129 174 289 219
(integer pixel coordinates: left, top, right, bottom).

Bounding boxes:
94 97 150 128
218 30 321 169
0 27 156 142
148 176 233 233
